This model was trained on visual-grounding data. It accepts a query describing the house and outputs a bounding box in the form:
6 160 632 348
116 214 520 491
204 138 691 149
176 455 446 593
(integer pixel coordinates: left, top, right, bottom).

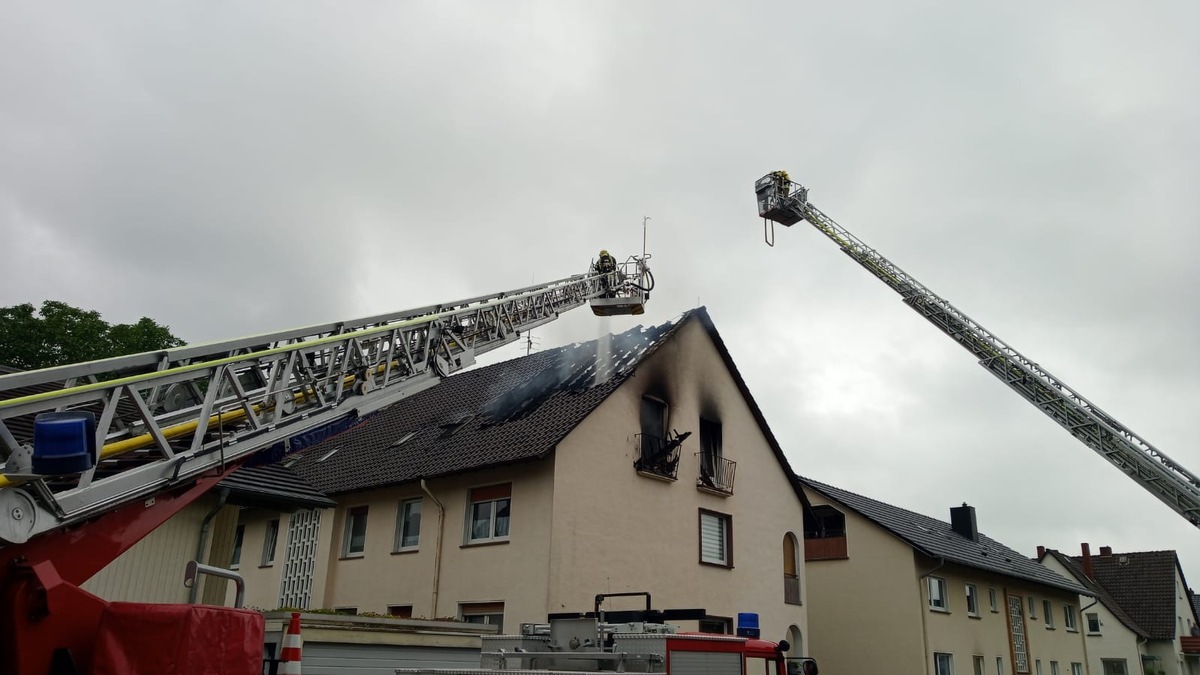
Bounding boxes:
229 307 813 654
1039 546 1200 675
799 476 1091 675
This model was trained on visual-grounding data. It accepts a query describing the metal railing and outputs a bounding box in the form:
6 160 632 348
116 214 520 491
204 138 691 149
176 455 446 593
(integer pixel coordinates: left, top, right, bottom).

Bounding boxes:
696 453 735 493
634 434 679 480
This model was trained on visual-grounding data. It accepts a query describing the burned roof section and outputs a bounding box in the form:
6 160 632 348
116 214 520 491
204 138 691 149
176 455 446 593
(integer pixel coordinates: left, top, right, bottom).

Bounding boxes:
288 314 685 495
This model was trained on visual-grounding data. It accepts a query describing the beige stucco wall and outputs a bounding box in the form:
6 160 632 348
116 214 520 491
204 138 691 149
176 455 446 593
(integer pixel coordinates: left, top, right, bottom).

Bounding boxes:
1040 555 1144 675
802 489 927 674
230 507 290 609
315 459 556 624
545 318 808 649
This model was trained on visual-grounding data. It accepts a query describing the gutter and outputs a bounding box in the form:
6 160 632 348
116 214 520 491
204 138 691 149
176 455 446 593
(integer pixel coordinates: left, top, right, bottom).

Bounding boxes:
189 487 230 603
421 479 446 618
918 556 946 675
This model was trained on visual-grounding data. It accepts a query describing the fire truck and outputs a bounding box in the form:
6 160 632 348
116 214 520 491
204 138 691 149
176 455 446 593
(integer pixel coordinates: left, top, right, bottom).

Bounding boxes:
398 593 818 675
755 170 1200 529
0 254 655 674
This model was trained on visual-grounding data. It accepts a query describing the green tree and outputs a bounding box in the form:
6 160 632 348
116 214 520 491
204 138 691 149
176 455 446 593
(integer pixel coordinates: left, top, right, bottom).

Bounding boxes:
0 301 186 370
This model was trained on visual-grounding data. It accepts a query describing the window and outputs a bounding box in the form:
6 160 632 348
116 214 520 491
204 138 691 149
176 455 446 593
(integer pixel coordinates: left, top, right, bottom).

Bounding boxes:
783 533 801 605
996 657 1004 675
699 617 731 634
1035 660 1042 675
699 509 732 567
640 396 668 451
1086 612 1101 634
333 607 357 616
230 524 245 569
698 418 732 492
966 584 980 617
1028 597 1037 620
387 605 413 618
1100 660 1127 675
261 519 279 566
928 577 949 611
394 498 422 551
343 506 368 557
460 602 504 632
934 653 954 675
467 484 511 543
973 655 985 675
1063 605 1078 632
1070 664 1083 675
1050 662 1059 675
988 587 998 612
1043 600 1054 628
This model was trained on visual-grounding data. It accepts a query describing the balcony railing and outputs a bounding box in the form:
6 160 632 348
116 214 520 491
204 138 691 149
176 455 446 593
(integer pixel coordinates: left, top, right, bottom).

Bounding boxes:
696 453 736 494
634 434 680 480
804 535 848 561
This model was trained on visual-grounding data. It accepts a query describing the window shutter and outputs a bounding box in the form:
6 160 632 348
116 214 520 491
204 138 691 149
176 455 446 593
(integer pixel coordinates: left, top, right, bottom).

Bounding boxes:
700 513 726 563
471 483 512 502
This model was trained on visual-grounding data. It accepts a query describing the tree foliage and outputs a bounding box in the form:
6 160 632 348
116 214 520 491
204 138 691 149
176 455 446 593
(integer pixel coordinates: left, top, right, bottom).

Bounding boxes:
0 301 186 370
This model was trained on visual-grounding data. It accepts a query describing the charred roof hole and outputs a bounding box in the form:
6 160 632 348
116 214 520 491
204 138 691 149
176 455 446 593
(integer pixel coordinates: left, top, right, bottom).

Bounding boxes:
439 415 475 438
389 431 419 448
317 446 341 462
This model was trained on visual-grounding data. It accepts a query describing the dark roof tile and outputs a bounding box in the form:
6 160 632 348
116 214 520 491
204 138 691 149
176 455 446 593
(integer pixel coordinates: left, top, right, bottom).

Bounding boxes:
799 476 1089 595
1067 550 1183 640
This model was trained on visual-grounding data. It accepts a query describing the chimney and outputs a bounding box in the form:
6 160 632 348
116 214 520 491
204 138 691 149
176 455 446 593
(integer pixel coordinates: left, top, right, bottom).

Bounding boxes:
1037 545 1046 558
1100 546 1113 557
950 503 978 542
1081 543 1094 579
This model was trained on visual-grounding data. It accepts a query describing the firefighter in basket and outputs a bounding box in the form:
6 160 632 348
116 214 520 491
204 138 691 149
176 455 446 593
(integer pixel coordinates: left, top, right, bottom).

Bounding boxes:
594 249 618 295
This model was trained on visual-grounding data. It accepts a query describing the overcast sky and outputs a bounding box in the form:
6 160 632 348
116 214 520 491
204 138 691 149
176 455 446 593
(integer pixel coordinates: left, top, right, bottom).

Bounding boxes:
3 2 1199 583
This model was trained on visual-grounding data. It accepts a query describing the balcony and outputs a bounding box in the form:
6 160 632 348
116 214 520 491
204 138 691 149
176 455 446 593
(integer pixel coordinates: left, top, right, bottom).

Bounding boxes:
1182 636 1200 654
634 434 680 481
696 453 736 495
804 535 848 561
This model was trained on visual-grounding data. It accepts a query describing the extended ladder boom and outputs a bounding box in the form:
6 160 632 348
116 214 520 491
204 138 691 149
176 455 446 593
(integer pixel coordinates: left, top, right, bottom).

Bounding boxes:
755 172 1200 529
0 261 650 545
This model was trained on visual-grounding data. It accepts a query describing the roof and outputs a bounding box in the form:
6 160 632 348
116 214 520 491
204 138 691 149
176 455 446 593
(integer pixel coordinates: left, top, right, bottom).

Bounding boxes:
1062 550 1187 640
1041 549 1149 638
798 476 1089 595
289 307 809 508
217 463 336 511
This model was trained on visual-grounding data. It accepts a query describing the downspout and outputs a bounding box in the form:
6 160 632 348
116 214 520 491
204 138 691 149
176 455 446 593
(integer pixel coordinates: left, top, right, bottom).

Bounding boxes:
1078 596 1099 671
421 479 446 618
189 487 230 603
918 556 947 675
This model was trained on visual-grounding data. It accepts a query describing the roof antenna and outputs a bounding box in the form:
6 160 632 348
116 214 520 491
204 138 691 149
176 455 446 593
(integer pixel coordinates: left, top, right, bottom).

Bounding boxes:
642 216 650 259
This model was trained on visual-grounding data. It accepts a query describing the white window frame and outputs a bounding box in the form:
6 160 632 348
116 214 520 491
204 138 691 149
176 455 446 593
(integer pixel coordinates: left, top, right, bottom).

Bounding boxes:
966 584 980 617
996 657 1004 675
1043 600 1055 629
261 518 280 566
460 602 505 632
1035 659 1043 675
928 576 949 612
466 484 511 544
934 652 955 675
1070 664 1084 675
972 655 985 675
230 523 245 570
699 509 733 567
1050 661 1060 675
1064 604 1078 632
988 587 998 613
342 506 369 558
394 498 423 551
1028 596 1037 620
1086 612 1101 635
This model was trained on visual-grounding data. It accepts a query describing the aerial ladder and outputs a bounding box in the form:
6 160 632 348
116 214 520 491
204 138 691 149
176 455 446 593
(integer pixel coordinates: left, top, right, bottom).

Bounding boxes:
0 253 652 674
755 170 1200 530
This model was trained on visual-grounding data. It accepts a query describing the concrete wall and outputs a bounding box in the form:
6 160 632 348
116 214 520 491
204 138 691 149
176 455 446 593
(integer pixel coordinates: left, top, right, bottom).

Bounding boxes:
544 318 809 647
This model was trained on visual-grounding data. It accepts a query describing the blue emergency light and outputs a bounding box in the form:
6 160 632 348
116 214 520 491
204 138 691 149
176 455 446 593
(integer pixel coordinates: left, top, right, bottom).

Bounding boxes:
736 612 760 638
33 411 97 475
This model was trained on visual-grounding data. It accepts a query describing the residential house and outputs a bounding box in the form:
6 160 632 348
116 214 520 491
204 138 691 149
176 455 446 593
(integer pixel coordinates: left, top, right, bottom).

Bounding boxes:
1040 546 1200 675
800 476 1091 675
230 307 813 654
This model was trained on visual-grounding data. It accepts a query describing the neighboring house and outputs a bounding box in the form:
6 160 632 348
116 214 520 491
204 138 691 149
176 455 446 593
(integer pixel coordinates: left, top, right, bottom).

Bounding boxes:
799 476 1091 675
1040 546 1200 675
230 307 813 654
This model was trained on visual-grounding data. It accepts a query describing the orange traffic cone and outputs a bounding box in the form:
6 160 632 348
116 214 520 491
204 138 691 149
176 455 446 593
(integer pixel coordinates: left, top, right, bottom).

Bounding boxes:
279 612 303 674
